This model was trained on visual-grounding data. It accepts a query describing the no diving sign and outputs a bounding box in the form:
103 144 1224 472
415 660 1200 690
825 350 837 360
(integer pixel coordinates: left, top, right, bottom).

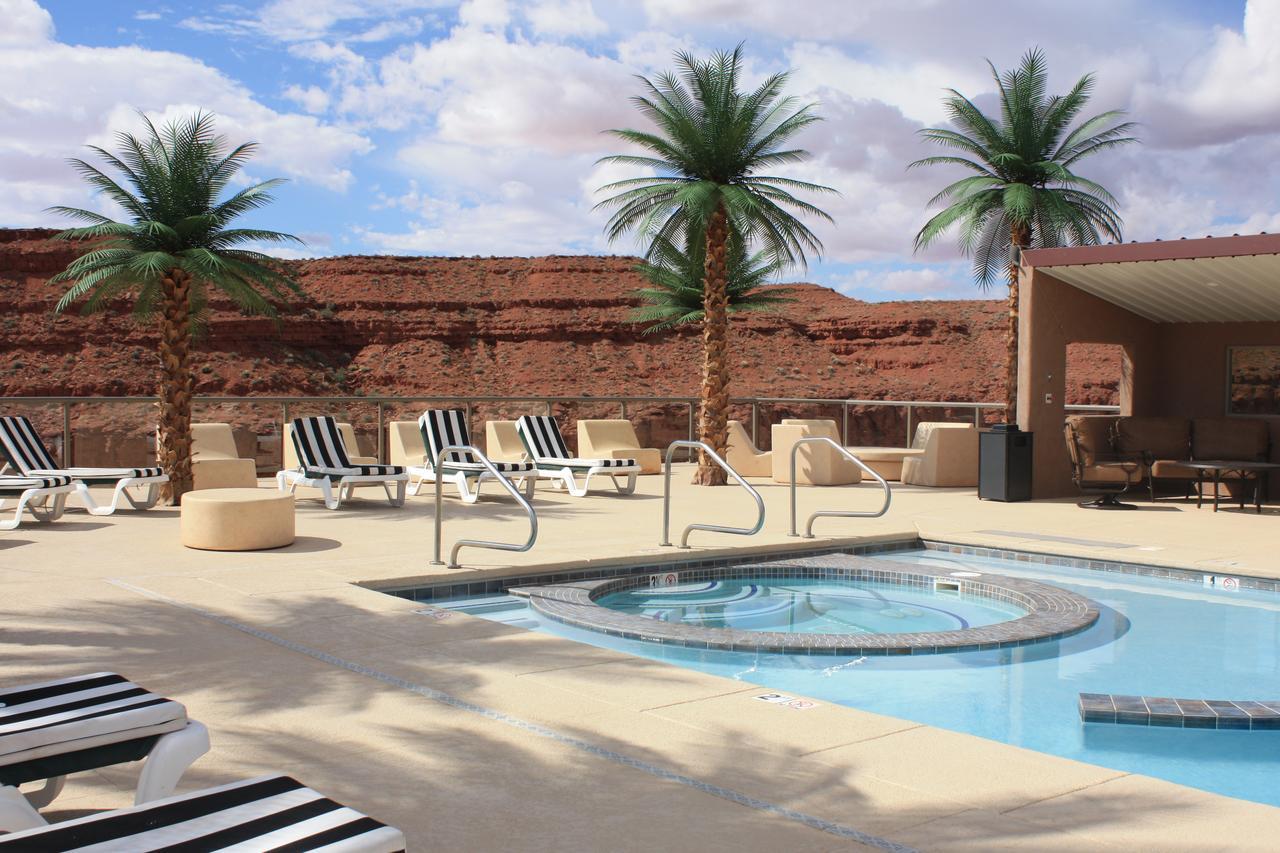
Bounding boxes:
755 693 818 710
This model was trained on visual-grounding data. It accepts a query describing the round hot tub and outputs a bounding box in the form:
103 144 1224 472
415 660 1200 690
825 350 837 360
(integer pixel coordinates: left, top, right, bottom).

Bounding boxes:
516 554 1100 655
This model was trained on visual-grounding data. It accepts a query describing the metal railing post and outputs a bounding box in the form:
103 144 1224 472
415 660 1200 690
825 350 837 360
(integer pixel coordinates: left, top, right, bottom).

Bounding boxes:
751 401 758 447
789 437 892 538
620 400 627 419
687 402 696 462
281 402 290 470
376 402 385 463
431 443 537 568
661 440 764 548
61 402 72 467
905 405 913 446
842 401 849 445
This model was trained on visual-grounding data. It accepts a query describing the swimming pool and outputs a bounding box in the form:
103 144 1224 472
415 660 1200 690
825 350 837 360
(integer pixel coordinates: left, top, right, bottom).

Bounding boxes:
440 548 1280 806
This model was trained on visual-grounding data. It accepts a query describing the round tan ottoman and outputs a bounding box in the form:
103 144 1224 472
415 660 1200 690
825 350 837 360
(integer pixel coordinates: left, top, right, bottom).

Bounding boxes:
181 488 295 551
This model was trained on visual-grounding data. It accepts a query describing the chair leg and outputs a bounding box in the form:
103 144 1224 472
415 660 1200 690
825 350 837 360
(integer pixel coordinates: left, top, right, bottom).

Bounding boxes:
77 481 114 516
320 479 340 510
135 721 210 805
21 775 66 809
121 481 160 510
455 473 480 504
389 479 406 507
0 784 46 832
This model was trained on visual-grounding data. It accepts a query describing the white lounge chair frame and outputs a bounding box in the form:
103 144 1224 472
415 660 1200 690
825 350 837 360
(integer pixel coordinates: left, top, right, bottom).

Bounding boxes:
0 475 75 530
516 415 640 496
408 409 535 504
0 416 167 515
0 672 210 833
276 416 407 510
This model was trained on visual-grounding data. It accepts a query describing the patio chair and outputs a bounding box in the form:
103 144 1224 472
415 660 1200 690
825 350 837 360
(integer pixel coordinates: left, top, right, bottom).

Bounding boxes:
485 419 528 462
0 774 405 850
0 672 209 833
770 420 861 486
284 420 376 469
516 415 640 496
577 419 662 474
0 474 76 530
277 416 407 510
0 415 167 515
726 419 772 477
1064 417 1143 510
191 423 258 490
409 409 536 503
900 423 979 487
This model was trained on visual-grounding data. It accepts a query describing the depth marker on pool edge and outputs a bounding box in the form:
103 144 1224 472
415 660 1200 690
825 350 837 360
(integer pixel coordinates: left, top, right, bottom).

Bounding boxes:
108 577 917 853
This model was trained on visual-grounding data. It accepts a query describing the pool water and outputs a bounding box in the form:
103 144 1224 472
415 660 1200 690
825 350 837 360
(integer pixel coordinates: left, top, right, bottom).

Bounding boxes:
597 578 1026 634
440 550 1280 806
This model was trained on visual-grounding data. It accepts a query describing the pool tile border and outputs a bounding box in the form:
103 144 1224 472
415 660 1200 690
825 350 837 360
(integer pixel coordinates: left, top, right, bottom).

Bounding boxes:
1079 693 1280 730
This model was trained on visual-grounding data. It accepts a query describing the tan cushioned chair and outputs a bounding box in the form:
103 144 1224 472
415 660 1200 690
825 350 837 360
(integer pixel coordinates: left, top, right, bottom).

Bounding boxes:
283 421 375 469
485 420 527 463
771 420 861 485
388 420 428 467
726 420 772 477
900 423 979 487
577 419 662 474
191 423 257 490
1064 416 1143 508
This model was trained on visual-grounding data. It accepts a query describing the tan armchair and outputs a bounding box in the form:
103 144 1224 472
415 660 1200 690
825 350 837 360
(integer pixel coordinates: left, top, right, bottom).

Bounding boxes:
1064 416 1142 509
485 420 527 463
899 423 979 487
771 419 861 485
726 419 771 477
191 423 257 490
283 421 375 469
577 419 662 474
388 420 427 467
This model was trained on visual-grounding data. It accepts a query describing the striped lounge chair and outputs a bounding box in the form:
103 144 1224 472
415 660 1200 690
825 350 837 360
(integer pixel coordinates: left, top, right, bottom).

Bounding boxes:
0 415 167 515
515 415 639 496
0 672 209 833
277 416 407 510
0 774 406 851
0 474 76 530
408 409 536 503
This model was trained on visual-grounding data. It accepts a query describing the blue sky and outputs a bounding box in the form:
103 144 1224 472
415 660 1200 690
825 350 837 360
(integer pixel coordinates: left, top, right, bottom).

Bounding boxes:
4 0 1276 300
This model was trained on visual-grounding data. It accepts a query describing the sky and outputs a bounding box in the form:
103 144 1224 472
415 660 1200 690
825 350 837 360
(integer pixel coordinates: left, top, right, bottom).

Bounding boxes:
2 0 1277 301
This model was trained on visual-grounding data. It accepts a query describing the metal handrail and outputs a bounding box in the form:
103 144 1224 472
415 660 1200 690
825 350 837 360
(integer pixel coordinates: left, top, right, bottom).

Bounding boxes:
430 444 537 569
789 437 892 538
661 440 765 548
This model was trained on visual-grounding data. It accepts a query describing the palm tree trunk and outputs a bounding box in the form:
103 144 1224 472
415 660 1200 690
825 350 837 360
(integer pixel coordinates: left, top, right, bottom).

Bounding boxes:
693 202 731 486
1005 223 1031 424
156 267 194 503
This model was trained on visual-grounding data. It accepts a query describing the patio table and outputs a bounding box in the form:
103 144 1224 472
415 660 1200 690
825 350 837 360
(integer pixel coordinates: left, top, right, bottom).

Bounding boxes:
1181 460 1280 514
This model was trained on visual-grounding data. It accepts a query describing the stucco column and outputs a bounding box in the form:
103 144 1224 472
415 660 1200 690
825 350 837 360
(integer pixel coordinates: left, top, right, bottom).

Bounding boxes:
1017 266 1072 498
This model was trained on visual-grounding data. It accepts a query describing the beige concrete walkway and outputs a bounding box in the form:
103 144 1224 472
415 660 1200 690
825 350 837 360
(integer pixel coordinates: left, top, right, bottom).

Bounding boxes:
2 468 1278 851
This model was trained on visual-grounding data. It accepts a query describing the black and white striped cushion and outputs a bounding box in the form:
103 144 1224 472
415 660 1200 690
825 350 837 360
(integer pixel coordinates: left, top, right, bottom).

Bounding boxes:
436 459 534 475
0 774 406 851
538 456 637 469
290 416 354 470
0 672 187 766
515 415 573 460
0 474 73 494
29 466 164 482
304 464 405 478
418 409 477 467
0 415 62 473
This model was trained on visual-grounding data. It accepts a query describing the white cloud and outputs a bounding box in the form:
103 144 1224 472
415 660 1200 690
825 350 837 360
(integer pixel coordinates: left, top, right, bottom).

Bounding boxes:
181 0 448 43
0 0 54 45
0 2 372 225
523 0 607 38
877 266 969 298
284 83 331 114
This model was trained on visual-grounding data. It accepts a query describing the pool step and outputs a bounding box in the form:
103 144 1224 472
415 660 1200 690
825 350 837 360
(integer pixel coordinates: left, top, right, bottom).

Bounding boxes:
1079 692 1280 729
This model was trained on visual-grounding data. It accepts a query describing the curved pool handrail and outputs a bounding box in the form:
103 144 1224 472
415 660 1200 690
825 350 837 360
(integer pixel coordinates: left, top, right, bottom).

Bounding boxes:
431 444 538 568
789 437 892 538
661 440 765 548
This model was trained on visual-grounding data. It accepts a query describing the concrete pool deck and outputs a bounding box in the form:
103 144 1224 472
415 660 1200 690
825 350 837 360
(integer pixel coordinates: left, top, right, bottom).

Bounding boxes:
3 467 1279 850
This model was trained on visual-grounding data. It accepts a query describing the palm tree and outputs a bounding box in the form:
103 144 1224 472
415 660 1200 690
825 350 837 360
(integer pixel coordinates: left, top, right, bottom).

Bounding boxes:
597 45 835 485
631 225 793 334
912 48 1136 421
49 112 302 502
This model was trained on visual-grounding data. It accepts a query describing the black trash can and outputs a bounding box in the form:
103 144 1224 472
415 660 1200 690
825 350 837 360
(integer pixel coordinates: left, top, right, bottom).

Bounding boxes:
979 426 1033 502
